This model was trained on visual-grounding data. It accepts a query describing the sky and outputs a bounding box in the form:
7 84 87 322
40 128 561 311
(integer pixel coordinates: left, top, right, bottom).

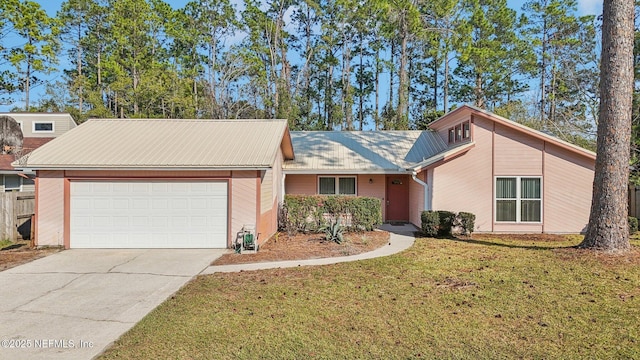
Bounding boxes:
0 0 604 113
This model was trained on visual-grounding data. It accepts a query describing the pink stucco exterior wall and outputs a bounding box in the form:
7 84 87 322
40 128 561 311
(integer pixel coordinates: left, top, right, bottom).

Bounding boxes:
543 143 594 233
231 170 258 246
409 171 425 227
429 112 595 233
35 168 281 248
36 171 65 246
285 174 387 220
431 116 494 232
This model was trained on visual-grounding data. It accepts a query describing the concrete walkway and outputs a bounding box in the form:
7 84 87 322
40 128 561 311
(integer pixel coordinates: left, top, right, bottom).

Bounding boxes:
202 223 417 274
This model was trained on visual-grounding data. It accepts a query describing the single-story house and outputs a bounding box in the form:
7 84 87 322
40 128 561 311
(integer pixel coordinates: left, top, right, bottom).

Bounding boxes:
1 113 77 191
17 105 596 249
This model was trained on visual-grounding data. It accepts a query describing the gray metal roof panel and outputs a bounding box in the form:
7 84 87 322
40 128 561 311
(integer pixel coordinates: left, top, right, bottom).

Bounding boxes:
21 118 288 168
283 130 448 172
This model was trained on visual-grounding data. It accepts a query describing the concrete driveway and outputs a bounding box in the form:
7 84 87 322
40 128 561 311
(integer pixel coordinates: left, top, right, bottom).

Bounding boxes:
0 249 227 360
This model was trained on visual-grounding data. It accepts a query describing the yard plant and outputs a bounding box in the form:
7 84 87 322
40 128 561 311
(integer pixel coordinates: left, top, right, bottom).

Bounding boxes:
101 234 640 359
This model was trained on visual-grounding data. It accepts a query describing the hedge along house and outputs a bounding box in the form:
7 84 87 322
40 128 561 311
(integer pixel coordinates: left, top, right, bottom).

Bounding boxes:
18 106 595 249
284 105 596 234
16 118 293 249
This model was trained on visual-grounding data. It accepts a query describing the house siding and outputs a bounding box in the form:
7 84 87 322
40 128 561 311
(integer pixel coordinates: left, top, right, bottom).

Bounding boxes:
356 175 386 220
431 116 494 232
20 117 76 138
543 143 594 233
285 174 316 194
409 171 425 227
36 171 65 246
261 169 273 213
431 114 594 234
285 174 387 220
231 170 258 246
494 123 543 176
35 168 280 248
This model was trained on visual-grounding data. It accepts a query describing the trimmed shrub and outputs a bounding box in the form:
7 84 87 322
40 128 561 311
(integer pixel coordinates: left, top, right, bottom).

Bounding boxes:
456 212 476 236
629 216 638 235
281 195 382 234
437 210 456 236
421 211 439 237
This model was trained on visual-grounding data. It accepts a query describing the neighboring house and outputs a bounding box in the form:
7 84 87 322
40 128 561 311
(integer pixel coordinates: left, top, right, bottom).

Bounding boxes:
0 113 77 192
17 105 595 249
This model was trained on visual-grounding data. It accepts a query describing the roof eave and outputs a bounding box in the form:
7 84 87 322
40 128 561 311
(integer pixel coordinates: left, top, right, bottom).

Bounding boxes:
15 165 274 171
282 169 412 175
412 142 476 172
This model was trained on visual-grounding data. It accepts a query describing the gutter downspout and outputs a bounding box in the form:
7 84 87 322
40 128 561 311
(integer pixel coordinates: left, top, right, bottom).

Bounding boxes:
281 173 286 204
411 171 430 211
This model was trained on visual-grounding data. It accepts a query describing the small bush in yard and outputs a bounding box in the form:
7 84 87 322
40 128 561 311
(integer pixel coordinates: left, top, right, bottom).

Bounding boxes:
456 212 476 236
629 216 638 234
421 211 439 237
320 218 344 244
437 211 456 236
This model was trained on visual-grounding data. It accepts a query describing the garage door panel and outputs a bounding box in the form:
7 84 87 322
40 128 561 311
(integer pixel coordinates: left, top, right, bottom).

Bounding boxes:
71 181 228 248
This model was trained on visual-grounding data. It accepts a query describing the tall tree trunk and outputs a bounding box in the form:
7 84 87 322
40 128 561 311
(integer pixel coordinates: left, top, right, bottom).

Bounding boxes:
397 12 409 130
375 44 380 130
433 51 438 110
474 72 484 108
25 36 32 110
210 37 218 118
358 42 364 131
580 0 634 252
77 22 83 113
541 17 547 129
444 52 449 113
342 31 352 130
25 55 31 110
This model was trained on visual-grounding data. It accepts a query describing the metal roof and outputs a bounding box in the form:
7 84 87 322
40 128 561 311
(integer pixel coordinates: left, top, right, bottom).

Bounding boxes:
18 118 291 169
283 130 448 173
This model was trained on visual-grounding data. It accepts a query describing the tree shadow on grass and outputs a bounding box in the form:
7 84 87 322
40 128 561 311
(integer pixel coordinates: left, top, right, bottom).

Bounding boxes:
442 236 576 251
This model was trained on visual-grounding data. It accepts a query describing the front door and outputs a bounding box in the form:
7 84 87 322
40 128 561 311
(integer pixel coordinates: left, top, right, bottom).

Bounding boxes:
386 175 410 222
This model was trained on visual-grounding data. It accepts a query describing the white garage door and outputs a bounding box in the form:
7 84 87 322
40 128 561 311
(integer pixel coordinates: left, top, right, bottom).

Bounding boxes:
70 181 228 248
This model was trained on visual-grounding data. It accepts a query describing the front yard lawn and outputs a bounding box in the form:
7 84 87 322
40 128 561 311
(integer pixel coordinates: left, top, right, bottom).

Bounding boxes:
101 234 640 359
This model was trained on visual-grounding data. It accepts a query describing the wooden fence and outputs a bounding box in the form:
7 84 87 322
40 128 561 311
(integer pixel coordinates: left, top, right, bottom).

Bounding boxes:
630 185 640 219
1 191 35 241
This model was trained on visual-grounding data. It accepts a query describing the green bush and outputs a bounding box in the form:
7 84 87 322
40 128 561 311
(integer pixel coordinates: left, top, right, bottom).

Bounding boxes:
629 216 638 235
456 212 476 236
281 195 382 234
437 211 456 236
320 218 344 244
421 211 439 237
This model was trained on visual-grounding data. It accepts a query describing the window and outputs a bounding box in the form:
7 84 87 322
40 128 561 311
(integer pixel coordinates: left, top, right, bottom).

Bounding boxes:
448 122 471 144
3 175 21 191
495 177 541 222
33 121 54 133
318 176 356 195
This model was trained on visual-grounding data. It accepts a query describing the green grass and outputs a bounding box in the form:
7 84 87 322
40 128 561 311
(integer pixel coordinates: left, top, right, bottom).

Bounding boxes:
101 235 640 359
0 239 13 249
